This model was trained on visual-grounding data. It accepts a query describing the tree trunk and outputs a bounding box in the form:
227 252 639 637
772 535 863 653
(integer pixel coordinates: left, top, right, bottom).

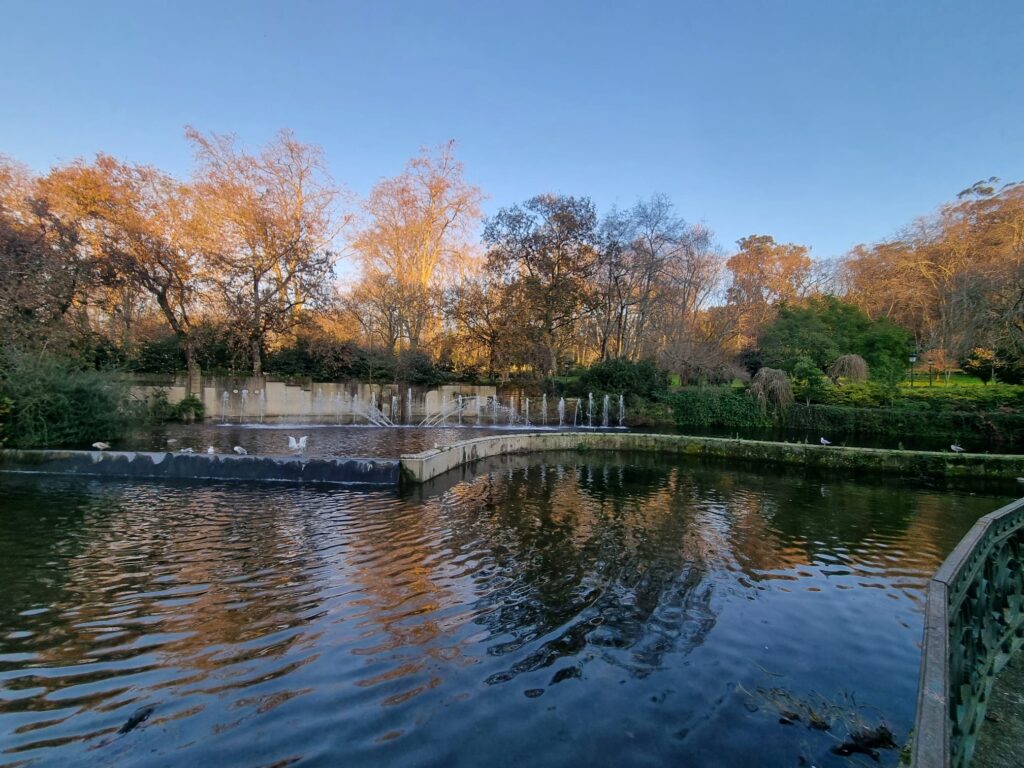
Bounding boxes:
251 337 263 378
184 346 201 398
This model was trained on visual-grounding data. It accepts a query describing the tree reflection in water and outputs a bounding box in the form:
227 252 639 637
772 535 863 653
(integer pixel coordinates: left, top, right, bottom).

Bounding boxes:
0 459 1010 768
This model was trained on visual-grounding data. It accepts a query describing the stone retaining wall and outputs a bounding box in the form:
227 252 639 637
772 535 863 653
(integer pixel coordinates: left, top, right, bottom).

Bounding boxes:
0 450 400 487
399 432 1024 484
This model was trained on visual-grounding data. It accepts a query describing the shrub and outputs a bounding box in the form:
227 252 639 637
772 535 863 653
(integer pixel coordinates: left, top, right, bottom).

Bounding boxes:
749 367 794 412
173 394 205 422
665 387 773 429
792 357 831 405
0 396 12 445
573 358 670 400
0 351 134 448
829 354 869 383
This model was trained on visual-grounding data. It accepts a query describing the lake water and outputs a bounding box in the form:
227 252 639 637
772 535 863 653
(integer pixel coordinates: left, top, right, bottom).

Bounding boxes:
0 454 1010 767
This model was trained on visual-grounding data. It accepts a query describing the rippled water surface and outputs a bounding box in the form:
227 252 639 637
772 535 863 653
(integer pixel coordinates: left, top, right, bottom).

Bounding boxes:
0 456 1012 767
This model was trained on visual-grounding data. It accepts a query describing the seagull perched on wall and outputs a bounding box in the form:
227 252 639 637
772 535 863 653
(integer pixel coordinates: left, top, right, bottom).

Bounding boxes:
820 437 832 446
287 435 308 454
179 447 195 454
206 446 216 454
233 446 248 455
950 443 965 453
92 442 110 450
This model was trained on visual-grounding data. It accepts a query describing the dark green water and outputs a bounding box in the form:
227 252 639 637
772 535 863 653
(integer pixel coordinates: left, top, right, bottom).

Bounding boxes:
0 455 1012 767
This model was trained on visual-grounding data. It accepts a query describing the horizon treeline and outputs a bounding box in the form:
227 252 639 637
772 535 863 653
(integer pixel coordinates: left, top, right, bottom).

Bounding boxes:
1 130 1022 391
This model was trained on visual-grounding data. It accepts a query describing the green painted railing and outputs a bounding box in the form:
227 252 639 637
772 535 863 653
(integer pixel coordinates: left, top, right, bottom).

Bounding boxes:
913 497 1024 768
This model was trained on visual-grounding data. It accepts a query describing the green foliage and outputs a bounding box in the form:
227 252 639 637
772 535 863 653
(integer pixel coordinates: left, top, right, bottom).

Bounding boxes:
749 367 794 412
0 396 12 445
173 394 205 421
144 388 176 423
792 356 831 405
571 358 670 399
758 297 911 382
665 387 773 429
131 334 187 374
781 404 1024 444
960 347 997 384
0 351 134 448
898 383 1024 412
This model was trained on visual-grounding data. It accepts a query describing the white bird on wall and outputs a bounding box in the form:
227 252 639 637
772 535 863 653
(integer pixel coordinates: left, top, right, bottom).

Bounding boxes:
179 447 195 454
820 437 832 446
288 435 308 453
206 446 216 454
950 443 965 453
233 446 248 455
92 442 110 450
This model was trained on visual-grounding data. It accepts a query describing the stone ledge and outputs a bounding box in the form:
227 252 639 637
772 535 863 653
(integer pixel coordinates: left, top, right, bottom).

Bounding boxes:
0 449 400 487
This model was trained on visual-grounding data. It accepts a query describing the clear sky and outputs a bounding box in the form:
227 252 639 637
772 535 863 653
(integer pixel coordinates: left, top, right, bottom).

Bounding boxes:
2 0 1022 259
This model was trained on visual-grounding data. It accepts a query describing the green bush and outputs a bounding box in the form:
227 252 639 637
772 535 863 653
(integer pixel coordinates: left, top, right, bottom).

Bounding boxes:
758 297 911 381
781 403 1024 444
571 358 670 400
665 387 773 429
0 396 12 445
898 383 1024 412
173 395 205 421
0 352 134 448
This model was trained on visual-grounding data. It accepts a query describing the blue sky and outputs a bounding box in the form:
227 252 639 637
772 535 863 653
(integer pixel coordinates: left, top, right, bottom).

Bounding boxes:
2 0 1022 259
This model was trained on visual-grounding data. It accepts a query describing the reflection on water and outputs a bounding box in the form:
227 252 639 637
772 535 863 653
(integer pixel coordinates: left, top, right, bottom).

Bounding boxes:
0 457 1010 767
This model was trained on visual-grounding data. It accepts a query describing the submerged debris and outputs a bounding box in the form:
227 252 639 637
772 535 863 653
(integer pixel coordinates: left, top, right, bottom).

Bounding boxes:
739 684 898 762
117 705 154 734
830 723 897 759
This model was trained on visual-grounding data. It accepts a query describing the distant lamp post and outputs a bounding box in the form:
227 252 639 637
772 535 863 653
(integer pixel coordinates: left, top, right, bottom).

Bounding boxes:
909 354 918 387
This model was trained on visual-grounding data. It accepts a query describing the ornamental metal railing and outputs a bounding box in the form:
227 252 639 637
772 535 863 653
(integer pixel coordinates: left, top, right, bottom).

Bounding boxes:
912 497 1024 768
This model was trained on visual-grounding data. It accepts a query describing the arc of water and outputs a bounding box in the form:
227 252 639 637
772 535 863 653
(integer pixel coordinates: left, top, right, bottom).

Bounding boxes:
558 397 565 427
618 393 625 427
541 394 547 426
588 393 594 428
602 394 609 428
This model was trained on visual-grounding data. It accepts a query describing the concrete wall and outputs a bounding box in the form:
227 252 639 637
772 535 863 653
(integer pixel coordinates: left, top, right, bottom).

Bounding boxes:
0 450 400 486
133 376 498 423
400 432 1024 484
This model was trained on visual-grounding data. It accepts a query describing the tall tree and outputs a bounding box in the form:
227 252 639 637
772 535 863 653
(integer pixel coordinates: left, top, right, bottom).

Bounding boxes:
44 155 207 395
726 234 812 349
0 158 94 352
188 127 342 376
352 141 482 351
484 194 598 375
